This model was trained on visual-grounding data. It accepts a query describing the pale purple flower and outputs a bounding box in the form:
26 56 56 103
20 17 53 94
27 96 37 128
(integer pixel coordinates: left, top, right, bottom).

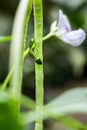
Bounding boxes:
50 10 86 46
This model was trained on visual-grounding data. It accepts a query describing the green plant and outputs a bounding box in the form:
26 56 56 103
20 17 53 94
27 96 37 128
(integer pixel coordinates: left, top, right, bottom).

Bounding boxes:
0 0 87 130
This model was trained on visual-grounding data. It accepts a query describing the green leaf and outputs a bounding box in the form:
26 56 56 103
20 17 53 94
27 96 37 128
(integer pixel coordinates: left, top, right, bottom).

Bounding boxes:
46 87 87 115
0 91 23 130
21 88 87 125
21 94 35 110
52 116 87 130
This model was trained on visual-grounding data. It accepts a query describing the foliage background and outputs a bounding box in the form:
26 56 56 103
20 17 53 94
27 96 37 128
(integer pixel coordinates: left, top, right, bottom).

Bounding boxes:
0 0 87 129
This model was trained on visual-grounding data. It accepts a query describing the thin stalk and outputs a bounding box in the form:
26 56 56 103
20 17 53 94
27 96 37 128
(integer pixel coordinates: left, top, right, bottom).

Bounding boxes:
1 31 52 91
0 36 12 43
9 1 32 109
43 33 53 41
9 0 33 114
1 47 30 91
0 31 52 45
23 47 30 58
1 68 14 91
10 0 32 113
33 1 43 130
9 0 33 112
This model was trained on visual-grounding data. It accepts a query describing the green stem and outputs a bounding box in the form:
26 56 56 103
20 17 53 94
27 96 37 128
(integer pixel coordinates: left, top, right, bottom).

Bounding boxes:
0 32 52 44
0 36 12 43
43 33 53 41
23 48 30 58
33 1 43 130
1 68 13 91
1 47 30 91
1 31 52 91
9 0 32 112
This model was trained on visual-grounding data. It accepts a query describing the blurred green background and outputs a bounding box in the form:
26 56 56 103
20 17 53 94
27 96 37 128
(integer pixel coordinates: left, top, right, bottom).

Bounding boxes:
0 0 87 129
0 0 87 101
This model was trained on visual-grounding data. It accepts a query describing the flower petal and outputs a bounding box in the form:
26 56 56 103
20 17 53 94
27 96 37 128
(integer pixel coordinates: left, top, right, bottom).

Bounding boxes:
60 29 86 46
50 21 57 32
58 10 71 34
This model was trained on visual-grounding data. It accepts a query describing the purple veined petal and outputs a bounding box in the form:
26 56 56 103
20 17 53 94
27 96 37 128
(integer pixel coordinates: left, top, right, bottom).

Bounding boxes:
58 10 71 34
60 29 86 46
63 15 71 32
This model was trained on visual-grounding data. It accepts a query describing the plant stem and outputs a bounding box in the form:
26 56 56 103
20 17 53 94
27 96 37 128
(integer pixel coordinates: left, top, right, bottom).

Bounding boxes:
9 0 32 106
1 68 14 91
1 31 53 91
23 48 30 58
33 1 43 130
0 36 12 43
43 33 53 41
1 47 30 91
1 30 52 91
9 0 33 114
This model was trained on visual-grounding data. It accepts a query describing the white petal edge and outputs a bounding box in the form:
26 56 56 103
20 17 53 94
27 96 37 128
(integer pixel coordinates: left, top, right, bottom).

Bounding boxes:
50 21 57 32
59 29 86 46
